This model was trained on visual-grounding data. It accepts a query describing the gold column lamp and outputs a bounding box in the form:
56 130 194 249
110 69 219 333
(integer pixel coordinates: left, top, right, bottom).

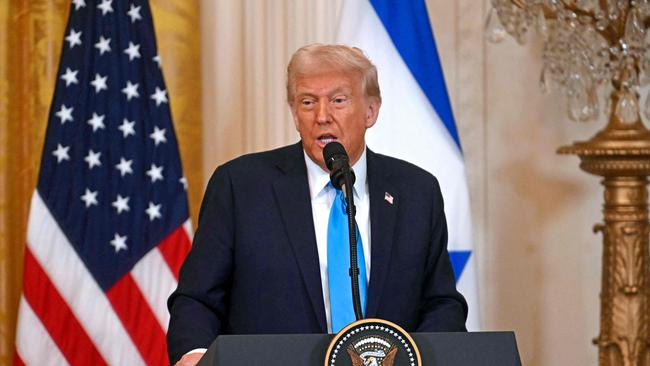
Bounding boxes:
487 0 650 364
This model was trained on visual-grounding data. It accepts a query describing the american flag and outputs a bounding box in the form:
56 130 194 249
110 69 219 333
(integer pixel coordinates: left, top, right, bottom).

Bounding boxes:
14 1 191 365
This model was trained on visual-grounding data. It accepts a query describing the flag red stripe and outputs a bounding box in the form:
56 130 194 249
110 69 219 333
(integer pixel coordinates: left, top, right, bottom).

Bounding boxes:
107 274 169 366
158 226 191 278
14 352 25 366
22 248 107 366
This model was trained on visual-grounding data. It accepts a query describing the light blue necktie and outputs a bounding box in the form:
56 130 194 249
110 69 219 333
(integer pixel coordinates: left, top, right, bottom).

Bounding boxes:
328 187 367 333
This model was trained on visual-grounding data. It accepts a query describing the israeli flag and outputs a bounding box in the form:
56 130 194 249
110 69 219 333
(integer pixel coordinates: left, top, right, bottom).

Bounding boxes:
337 0 480 330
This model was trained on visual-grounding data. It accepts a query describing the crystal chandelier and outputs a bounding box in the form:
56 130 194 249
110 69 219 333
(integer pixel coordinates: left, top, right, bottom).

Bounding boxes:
486 0 650 124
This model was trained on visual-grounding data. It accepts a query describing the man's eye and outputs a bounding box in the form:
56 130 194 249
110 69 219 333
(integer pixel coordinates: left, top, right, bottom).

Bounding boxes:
333 97 347 104
301 99 314 107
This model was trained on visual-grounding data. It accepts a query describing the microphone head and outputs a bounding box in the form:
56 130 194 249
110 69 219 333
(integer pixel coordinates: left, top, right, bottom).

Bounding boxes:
322 141 348 171
322 141 355 190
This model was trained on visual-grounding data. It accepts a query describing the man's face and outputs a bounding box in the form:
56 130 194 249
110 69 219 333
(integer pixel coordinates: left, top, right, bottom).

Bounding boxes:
290 70 380 171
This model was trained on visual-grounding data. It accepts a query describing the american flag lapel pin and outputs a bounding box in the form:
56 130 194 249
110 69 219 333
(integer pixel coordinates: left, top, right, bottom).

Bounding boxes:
384 192 394 205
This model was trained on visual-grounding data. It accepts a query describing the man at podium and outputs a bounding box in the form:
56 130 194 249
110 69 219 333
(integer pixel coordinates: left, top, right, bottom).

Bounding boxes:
167 44 467 366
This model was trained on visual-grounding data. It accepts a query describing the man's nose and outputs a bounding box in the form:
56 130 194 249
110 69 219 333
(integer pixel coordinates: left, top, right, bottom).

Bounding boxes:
316 101 330 124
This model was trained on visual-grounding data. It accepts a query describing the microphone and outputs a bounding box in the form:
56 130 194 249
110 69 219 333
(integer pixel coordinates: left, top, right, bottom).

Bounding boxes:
322 142 356 193
322 142 364 322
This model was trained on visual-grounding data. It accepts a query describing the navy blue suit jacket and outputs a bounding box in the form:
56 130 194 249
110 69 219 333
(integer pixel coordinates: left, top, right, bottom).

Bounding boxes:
167 142 467 364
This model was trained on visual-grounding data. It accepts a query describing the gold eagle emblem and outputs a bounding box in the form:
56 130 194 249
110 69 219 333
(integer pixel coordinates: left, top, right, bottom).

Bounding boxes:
346 344 398 366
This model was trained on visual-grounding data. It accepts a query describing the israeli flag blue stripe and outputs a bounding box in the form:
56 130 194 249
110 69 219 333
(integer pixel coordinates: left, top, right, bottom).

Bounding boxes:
448 251 472 283
337 0 481 330
369 0 461 150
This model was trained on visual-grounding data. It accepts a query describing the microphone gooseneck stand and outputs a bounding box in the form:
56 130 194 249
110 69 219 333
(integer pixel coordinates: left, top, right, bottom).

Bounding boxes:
341 172 363 322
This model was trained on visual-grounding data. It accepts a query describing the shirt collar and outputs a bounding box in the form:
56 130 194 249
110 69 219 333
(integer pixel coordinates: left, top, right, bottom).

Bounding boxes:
304 147 368 201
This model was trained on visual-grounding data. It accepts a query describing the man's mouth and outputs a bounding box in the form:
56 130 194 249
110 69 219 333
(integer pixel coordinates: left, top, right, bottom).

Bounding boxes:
316 134 338 148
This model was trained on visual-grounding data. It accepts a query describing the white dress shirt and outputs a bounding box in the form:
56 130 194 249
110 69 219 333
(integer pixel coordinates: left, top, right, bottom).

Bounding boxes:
304 149 371 333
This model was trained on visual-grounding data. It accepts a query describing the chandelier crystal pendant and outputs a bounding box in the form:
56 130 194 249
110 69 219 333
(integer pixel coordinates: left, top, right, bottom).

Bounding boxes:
487 0 650 123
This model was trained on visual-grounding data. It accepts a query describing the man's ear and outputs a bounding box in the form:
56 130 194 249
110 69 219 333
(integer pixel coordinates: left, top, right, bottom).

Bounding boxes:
365 98 381 128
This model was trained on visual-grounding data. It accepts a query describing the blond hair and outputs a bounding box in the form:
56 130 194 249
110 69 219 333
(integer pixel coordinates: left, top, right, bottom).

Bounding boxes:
286 43 381 104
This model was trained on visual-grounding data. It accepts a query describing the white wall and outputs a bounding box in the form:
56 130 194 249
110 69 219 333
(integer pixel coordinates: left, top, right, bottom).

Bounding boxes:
200 1 607 364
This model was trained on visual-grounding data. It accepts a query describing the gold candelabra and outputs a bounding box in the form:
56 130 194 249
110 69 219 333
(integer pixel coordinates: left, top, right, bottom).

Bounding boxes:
487 1 650 365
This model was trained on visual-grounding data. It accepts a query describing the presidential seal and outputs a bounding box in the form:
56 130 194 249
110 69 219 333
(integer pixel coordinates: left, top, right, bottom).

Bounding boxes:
324 318 421 366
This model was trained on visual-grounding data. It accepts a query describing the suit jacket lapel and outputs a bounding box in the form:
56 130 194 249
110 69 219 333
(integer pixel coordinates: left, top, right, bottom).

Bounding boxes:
366 149 399 318
272 142 327 332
